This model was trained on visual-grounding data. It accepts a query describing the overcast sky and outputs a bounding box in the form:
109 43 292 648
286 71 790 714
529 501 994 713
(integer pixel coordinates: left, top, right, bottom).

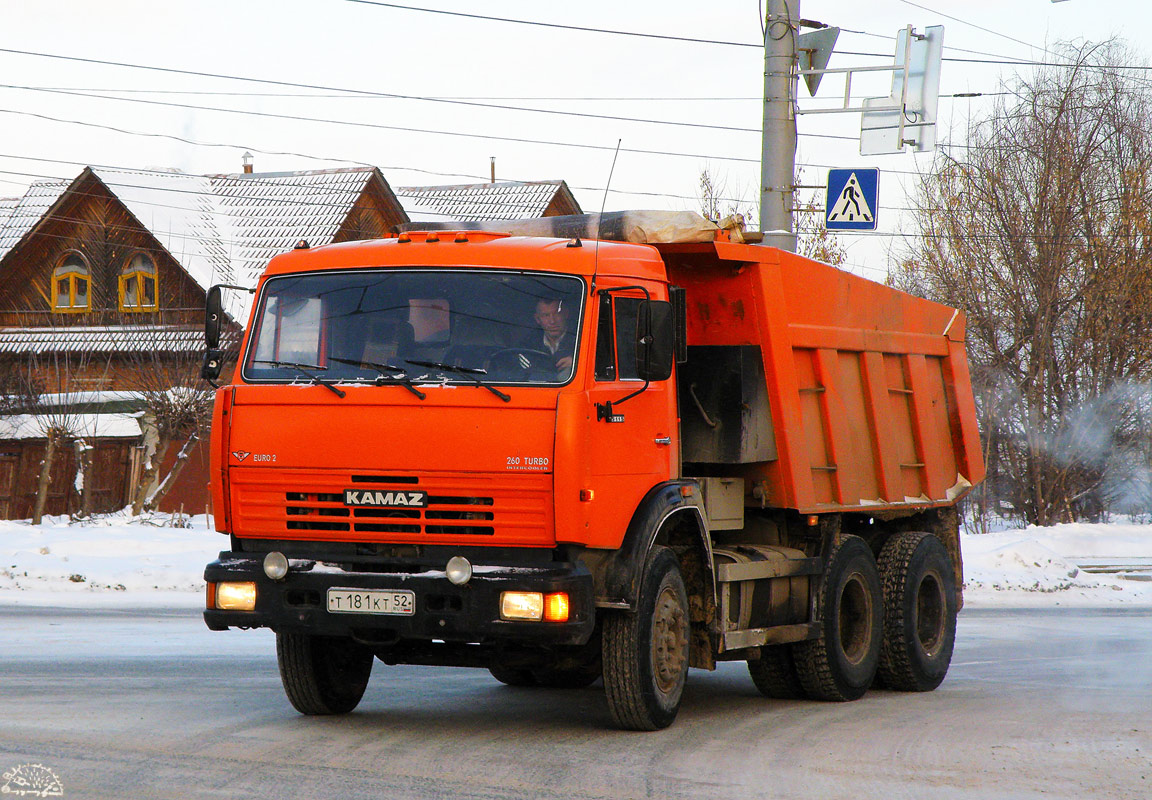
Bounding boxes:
0 0 1144 277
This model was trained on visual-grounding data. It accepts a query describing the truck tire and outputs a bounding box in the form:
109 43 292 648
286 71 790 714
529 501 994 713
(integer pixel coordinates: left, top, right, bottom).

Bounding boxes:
276 632 374 715
747 645 805 699
793 535 882 702
876 531 958 692
603 546 690 730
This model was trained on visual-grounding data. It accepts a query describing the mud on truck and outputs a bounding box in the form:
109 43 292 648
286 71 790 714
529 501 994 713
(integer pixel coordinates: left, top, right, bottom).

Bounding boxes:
200 211 984 731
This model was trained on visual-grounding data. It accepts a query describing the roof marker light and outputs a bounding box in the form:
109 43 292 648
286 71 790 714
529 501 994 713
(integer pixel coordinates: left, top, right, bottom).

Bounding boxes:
454 233 469 243
397 233 412 243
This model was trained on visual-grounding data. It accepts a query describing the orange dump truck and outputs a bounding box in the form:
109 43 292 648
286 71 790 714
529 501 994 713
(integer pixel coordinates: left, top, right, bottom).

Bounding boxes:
201 211 983 730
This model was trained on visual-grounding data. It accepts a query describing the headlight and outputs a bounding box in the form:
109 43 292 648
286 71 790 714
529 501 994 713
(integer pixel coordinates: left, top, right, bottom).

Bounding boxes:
215 581 257 611
500 591 543 621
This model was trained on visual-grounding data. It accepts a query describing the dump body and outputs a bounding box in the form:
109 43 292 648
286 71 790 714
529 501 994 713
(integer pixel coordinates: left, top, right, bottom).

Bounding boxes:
659 239 984 513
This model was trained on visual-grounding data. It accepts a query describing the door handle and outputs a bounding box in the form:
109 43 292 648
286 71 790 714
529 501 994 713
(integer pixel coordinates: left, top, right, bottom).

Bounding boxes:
654 436 672 446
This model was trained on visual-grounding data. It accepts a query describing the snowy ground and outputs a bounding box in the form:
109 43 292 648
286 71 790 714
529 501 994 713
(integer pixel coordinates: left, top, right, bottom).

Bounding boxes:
0 512 1149 608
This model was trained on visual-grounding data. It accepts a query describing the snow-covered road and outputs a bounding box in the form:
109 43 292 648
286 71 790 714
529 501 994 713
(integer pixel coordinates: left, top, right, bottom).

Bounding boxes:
1 605 1148 800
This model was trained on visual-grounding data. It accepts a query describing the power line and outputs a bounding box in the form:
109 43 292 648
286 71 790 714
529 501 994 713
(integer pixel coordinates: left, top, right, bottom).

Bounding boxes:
896 0 1046 55
343 2 1060 70
0 50 760 135
0 92 977 178
7 86 778 102
839 27 1032 65
343 1 763 48
14 84 1011 102
0 85 771 165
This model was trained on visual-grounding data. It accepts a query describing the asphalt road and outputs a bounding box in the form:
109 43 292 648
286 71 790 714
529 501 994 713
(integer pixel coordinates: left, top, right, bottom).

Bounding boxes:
0 604 1148 800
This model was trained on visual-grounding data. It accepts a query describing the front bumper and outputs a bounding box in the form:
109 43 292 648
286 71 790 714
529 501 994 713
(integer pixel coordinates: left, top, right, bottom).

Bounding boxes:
203 552 596 646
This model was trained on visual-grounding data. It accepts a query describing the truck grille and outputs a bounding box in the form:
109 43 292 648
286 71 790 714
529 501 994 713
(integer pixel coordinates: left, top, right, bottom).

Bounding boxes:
231 469 552 545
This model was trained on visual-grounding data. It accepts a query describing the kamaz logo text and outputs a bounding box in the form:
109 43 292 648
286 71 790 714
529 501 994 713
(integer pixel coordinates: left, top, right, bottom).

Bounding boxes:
343 489 428 508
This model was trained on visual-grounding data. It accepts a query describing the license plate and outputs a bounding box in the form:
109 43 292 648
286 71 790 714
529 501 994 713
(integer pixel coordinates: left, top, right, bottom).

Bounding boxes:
327 588 415 616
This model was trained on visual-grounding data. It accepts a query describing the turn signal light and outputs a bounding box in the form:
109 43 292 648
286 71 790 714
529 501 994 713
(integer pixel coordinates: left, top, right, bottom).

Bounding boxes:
544 592 570 622
215 581 257 611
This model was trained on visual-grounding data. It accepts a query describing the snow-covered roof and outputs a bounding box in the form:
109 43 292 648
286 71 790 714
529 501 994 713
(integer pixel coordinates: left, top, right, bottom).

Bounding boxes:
0 180 69 259
396 180 580 222
0 197 19 233
0 325 204 354
0 412 143 440
0 167 392 325
209 168 383 292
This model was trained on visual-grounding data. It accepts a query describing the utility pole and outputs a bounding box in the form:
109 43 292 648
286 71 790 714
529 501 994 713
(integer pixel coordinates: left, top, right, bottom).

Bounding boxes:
760 0 799 251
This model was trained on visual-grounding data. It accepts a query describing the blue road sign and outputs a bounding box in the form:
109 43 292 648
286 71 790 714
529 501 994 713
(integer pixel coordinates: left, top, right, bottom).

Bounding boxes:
826 168 879 231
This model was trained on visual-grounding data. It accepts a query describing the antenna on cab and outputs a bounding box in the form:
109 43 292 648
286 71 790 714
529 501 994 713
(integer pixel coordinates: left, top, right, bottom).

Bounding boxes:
592 138 623 290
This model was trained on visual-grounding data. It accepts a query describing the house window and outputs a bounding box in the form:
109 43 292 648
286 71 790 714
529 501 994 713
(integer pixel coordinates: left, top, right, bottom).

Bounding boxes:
51 252 91 312
119 252 158 312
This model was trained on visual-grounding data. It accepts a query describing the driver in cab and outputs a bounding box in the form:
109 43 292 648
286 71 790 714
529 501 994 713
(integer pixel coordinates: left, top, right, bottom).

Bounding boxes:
532 297 576 377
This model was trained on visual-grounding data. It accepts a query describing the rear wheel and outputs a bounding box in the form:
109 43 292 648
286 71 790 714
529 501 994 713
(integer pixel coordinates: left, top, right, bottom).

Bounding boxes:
276 632 374 715
603 547 690 730
877 531 958 692
794 535 882 701
747 644 805 699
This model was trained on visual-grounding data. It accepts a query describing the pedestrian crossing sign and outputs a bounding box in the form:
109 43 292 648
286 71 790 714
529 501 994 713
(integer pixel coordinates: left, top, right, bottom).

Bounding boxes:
826 168 879 231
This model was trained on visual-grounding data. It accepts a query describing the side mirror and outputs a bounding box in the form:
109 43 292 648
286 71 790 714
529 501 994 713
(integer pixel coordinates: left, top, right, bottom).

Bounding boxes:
635 300 674 382
201 348 225 383
205 285 224 349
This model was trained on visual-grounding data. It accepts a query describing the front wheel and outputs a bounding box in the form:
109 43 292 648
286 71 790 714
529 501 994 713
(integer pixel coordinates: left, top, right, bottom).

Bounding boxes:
603 547 691 730
276 632 374 715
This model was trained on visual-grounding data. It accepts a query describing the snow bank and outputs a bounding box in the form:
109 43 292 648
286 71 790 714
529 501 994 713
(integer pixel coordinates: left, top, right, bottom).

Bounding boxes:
0 514 1148 609
0 512 221 608
961 522 1152 607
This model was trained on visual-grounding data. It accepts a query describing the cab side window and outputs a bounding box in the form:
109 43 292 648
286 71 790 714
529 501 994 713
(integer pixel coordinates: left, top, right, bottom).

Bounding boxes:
593 293 644 382
594 294 616 381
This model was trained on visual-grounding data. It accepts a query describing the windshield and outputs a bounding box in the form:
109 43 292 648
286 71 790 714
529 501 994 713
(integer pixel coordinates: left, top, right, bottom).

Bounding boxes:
243 270 585 386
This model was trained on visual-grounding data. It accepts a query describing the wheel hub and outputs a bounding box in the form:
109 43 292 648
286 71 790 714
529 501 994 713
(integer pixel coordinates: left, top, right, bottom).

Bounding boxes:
651 586 689 694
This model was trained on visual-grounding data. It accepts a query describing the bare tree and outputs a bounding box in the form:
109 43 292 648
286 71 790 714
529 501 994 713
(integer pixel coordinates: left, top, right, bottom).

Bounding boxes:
19 348 105 523
795 173 847 267
698 166 755 223
895 41 1152 525
124 340 213 515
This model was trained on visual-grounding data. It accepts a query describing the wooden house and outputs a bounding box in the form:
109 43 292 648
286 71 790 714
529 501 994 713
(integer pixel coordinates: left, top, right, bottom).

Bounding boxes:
0 165 407 519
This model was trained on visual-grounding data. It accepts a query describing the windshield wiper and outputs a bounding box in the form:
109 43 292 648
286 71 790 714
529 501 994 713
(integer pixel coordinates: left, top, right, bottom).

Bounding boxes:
253 360 346 398
405 359 511 403
329 356 426 400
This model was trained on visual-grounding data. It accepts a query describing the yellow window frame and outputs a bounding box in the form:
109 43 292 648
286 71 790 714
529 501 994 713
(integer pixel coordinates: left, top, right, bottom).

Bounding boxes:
51 257 91 314
119 253 159 312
